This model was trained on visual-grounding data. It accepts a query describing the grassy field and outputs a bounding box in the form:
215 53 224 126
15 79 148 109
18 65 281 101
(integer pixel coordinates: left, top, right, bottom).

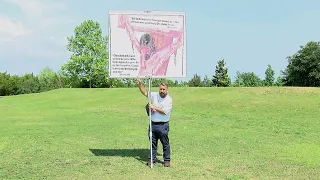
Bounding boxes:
0 87 319 179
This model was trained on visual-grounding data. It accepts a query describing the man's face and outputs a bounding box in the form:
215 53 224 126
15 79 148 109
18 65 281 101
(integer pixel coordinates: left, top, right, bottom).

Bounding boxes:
159 85 168 98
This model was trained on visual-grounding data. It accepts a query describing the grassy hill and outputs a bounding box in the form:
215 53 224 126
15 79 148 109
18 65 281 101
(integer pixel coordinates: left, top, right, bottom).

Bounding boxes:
0 87 319 179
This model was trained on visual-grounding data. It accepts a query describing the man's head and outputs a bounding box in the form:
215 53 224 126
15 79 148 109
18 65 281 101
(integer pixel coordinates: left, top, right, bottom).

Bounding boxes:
159 82 168 98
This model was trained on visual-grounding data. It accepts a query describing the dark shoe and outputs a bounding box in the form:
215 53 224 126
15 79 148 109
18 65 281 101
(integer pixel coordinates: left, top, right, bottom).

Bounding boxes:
164 161 170 167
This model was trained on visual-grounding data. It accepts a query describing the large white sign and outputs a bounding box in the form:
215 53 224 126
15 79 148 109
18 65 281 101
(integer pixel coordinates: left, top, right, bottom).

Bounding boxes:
108 10 187 78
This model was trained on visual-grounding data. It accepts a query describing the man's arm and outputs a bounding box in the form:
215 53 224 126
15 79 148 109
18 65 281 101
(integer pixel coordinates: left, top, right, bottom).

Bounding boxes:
136 78 147 97
149 98 172 115
148 104 165 114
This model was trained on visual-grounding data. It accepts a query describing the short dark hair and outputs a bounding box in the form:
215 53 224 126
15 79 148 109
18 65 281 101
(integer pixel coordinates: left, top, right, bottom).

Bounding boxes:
160 82 168 88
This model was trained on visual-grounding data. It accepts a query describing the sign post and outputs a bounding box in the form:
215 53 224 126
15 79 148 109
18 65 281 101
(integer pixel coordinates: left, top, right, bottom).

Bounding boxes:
147 76 153 168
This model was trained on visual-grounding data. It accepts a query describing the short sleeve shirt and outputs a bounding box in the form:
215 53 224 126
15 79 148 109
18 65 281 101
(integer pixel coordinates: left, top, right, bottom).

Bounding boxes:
149 92 172 122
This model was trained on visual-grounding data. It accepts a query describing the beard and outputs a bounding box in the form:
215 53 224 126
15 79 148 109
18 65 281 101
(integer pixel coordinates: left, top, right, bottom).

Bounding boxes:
160 92 166 98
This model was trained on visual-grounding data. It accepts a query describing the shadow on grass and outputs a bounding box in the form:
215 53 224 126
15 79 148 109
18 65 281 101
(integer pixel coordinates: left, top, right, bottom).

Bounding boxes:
89 148 161 164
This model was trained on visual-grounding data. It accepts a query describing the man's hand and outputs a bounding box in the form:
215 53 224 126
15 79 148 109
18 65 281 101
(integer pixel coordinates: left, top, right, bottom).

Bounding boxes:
137 78 147 97
148 103 165 114
148 104 156 109
148 104 156 114
147 104 156 114
136 78 142 85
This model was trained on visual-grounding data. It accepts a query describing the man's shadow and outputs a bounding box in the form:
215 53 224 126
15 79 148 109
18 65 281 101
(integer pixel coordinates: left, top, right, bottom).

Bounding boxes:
89 148 162 164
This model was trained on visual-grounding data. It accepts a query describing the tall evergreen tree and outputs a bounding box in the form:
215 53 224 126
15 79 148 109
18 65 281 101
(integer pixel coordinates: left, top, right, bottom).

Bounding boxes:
212 59 231 87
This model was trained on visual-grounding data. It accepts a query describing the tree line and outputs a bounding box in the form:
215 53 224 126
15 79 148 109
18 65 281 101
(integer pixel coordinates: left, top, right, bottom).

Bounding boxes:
1 20 319 96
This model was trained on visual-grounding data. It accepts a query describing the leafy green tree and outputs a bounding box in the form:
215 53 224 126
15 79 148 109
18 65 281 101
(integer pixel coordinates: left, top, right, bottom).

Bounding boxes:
167 79 176 87
264 64 275 86
152 78 167 87
202 75 211 87
38 67 60 92
107 78 125 88
275 76 285 86
0 72 45 96
8 75 20 95
122 78 135 87
283 41 320 86
233 71 262 87
18 73 40 94
57 69 79 88
0 72 10 96
212 59 231 87
174 80 179 87
188 74 202 87
179 81 189 87
61 20 109 88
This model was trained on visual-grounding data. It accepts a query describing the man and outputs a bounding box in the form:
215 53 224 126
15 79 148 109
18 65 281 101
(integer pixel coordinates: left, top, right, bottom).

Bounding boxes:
136 78 173 167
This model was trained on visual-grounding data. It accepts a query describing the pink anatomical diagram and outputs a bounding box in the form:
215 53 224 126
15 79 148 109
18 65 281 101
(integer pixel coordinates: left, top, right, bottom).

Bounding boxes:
118 15 184 76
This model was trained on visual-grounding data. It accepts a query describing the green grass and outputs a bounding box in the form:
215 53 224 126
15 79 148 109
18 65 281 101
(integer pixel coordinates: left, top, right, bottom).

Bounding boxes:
0 87 319 179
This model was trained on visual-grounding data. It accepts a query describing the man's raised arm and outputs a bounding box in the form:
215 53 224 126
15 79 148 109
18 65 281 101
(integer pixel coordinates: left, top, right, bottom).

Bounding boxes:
136 78 148 97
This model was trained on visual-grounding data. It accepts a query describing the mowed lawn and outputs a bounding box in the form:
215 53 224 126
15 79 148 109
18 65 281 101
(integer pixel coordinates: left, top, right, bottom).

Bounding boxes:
0 87 319 179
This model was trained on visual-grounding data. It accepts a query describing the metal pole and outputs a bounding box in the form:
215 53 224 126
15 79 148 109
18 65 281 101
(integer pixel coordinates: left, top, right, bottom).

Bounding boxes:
147 76 153 168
